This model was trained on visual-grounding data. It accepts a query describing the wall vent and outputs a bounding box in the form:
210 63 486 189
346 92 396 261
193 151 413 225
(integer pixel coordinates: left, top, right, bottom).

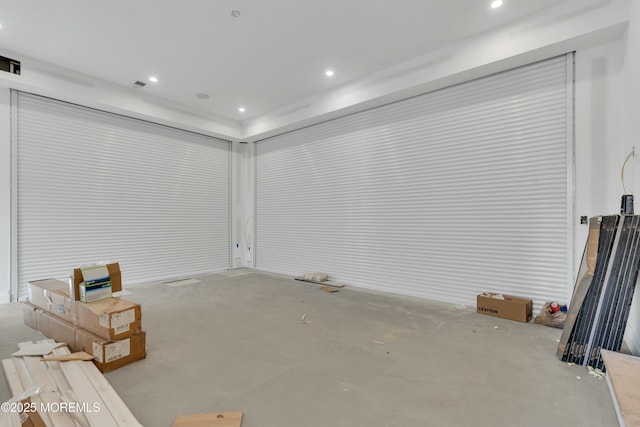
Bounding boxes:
0 56 21 75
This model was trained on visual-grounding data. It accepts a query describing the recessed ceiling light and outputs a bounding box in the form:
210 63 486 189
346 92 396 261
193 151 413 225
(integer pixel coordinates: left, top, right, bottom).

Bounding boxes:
149 76 158 83
491 0 503 8
325 70 334 77
238 107 246 113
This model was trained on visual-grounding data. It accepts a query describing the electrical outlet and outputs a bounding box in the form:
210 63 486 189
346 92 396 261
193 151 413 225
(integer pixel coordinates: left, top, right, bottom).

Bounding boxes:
580 216 588 225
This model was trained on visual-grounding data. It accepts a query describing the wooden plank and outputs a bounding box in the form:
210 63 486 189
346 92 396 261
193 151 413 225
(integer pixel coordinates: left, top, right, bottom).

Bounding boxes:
12 357 54 426
1 411 23 427
601 350 640 427
24 356 77 427
45 359 87 427
173 411 243 427
59 389 92 427
77 356 143 427
41 352 94 362
2 359 25 396
53 348 119 426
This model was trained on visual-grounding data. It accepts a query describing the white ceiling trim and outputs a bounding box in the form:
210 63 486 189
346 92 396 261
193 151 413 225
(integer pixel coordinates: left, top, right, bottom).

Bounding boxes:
0 0 630 142
0 53 242 141
243 0 630 141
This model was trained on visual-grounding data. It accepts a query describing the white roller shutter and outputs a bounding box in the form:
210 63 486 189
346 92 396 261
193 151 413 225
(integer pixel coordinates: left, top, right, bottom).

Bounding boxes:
256 55 573 309
13 92 230 300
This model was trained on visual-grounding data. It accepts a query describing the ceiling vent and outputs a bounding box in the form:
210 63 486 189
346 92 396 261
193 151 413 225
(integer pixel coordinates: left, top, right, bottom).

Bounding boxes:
0 56 21 75
133 80 146 87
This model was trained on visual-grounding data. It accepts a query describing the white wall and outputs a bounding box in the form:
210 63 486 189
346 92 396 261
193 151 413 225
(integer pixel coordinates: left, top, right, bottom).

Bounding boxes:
231 141 256 269
574 39 626 263
622 0 640 355
0 88 10 304
573 0 640 354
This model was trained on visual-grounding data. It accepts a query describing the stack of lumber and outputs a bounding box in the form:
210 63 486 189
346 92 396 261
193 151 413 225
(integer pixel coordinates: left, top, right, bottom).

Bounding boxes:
1 339 141 427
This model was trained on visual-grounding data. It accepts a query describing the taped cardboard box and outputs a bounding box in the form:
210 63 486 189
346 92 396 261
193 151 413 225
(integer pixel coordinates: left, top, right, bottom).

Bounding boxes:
73 263 121 301
23 303 38 330
27 278 76 323
477 293 533 323
76 328 146 373
22 303 78 351
75 297 142 341
27 278 140 341
23 303 146 372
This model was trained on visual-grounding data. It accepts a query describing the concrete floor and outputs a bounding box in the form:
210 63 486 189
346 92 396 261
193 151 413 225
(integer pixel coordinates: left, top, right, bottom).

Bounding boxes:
1 269 617 427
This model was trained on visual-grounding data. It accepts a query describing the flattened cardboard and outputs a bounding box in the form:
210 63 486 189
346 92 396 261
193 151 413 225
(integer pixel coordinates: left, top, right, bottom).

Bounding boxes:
75 296 141 341
75 329 146 373
41 351 94 362
27 278 76 323
20 397 46 427
73 262 122 301
477 293 533 323
587 217 600 275
173 411 243 427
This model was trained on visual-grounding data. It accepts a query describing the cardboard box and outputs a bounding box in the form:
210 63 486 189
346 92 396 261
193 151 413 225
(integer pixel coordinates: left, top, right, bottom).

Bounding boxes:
477 293 533 323
27 278 76 323
23 303 77 350
73 263 121 301
75 329 146 373
26 279 140 340
23 303 38 330
75 297 142 341
23 303 146 373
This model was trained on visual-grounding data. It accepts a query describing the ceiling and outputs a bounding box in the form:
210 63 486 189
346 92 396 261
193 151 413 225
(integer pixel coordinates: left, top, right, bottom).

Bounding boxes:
0 0 621 135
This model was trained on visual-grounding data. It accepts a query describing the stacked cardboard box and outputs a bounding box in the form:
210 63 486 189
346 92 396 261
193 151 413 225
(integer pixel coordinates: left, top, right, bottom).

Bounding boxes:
24 270 146 373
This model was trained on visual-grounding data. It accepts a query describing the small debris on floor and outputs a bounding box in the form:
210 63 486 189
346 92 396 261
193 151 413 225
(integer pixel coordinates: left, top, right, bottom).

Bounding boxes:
320 285 339 293
173 411 243 427
300 313 312 324
587 366 606 379
567 362 575 366
493 326 499 330
576 376 581 380
372 340 385 345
